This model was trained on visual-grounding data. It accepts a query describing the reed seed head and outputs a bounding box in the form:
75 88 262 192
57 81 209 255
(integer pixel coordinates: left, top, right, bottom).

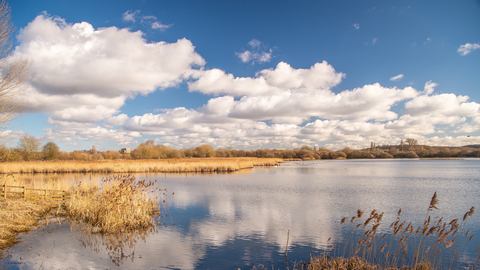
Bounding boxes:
428 191 439 211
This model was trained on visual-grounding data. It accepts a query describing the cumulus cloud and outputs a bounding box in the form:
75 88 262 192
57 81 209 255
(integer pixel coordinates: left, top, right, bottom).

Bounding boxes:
12 15 480 150
12 14 204 147
457 43 480 56
389 74 404 81
16 15 203 98
236 39 273 64
405 93 480 117
189 61 345 96
353 23 360 30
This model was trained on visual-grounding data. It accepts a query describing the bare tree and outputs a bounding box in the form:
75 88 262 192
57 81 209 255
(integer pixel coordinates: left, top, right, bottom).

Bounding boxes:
18 133 40 160
0 0 29 133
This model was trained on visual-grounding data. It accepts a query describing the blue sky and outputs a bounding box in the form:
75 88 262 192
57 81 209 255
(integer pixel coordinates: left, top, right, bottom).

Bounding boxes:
4 0 480 151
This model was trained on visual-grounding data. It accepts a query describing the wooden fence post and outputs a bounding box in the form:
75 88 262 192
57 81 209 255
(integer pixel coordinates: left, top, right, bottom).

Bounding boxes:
44 189 47 200
23 186 26 200
3 184 6 198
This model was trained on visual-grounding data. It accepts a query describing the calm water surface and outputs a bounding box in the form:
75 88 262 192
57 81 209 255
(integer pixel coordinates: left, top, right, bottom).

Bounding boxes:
1 159 479 269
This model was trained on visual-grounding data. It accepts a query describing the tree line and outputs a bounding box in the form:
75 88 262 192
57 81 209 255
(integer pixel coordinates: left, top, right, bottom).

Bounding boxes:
0 134 479 162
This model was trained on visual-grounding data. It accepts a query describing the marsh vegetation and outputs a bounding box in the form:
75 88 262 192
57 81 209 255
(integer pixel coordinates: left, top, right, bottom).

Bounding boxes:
282 193 479 269
65 175 164 234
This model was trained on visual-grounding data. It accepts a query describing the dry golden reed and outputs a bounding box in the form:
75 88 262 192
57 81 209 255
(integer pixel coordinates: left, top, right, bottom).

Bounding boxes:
0 198 59 251
65 175 164 234
0 158 283 174
270 192 479 270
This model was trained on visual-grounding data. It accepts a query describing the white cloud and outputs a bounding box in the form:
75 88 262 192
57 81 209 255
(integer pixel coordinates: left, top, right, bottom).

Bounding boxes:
248 39 262 48
13 15 204 147
457 43 480 56
453 123 480 134
189 61 345 97
16 15 204 98
12 15 480 150
21 87 126 114
405 93 480 118
389 74 404 81
104 114 130 128
122 10 172 30
423 37 431 45
372 38 378 45
236 39 273 64
151 21 172 30
236 50 251 63
122 10 140 22
353 23 360 30
423 80 437 95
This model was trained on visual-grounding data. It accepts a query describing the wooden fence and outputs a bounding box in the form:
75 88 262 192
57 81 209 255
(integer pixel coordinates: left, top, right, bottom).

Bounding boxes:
1 184 73 202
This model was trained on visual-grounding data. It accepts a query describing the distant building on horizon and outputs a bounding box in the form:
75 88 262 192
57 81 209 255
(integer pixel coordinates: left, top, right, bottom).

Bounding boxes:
120 148 131 154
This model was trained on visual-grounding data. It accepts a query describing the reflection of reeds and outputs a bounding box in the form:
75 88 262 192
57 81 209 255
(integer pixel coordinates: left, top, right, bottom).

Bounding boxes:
278 193 479 270
65 175 165 234
0 158 283 174
70 221 155 266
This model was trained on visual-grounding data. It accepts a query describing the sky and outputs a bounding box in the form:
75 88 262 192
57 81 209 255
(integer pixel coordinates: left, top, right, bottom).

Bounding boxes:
3 0 480 151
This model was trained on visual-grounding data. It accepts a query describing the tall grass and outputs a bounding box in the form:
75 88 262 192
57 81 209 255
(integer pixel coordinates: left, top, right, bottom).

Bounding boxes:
0 158 283 174
65 175 167 234
289 193 479 269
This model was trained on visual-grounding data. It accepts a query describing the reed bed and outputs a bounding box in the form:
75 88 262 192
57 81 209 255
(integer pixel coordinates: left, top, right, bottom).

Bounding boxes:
65 175 165 234
0 158 283 174
286 192 479 270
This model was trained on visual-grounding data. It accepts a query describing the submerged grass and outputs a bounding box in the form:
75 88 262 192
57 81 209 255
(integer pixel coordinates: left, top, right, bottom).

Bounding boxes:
0 157 283 174
65 175 165 234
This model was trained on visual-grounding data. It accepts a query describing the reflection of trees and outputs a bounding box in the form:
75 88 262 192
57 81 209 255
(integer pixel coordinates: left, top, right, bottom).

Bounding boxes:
70 222 157 266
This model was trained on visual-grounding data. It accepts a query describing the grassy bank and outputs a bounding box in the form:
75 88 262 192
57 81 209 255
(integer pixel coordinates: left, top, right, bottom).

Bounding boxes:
0 174 74 252
0 198 61 251
0 157 283 174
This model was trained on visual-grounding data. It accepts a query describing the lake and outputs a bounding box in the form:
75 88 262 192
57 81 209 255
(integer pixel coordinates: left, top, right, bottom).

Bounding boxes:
1 159 479 269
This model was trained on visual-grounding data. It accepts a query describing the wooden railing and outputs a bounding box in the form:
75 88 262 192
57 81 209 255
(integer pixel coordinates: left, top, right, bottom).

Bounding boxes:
1 184 73 202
